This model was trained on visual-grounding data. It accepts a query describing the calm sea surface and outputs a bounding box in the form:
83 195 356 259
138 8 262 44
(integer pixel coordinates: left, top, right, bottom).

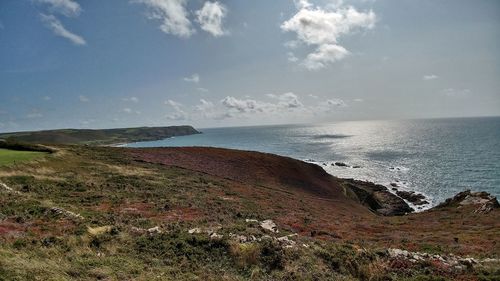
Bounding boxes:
126 117 500 208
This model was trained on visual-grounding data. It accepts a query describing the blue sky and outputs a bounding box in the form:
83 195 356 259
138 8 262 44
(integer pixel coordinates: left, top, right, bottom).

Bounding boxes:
0 0 499 132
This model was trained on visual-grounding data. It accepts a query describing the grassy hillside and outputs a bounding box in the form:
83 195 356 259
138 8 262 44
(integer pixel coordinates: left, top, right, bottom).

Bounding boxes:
0 126 200 145
0 149 47 167
0 145 498 280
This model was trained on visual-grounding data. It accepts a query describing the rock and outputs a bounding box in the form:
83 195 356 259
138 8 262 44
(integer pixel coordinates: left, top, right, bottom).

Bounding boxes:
0 181 20 195
229 233 257 243
188 226 222 235
277 235 296 248
147 226 162 234
260 219 279 233
437 190 499 214
334 162 348 167
188 227 202 234
415 200 429 206
130 227 146 234
352 165 361 168
386 247 491 273
245 219 258 223
396 190 428 205
390 183 399 187
210 232 223 239
50 207 84 220
344 179 413 216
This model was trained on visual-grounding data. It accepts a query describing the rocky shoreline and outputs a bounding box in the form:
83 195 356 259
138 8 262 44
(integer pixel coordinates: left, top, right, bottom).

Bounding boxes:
308 159 436 212
341 179 414 216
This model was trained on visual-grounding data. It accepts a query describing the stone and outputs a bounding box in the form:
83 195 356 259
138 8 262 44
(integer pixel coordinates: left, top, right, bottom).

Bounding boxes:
260 219 279 233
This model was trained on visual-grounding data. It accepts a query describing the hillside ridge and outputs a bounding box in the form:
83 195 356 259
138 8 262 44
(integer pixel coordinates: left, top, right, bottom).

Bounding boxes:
0 125 200 145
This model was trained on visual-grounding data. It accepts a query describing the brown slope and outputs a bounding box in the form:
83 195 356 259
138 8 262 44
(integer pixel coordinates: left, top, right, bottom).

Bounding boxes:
129 146 348 199
127 147 500 256
127 146 413 217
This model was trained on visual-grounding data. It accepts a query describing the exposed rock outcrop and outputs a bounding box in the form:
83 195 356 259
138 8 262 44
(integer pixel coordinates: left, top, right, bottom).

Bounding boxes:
343 179 413 216
437 190 499 214
395 190 429 205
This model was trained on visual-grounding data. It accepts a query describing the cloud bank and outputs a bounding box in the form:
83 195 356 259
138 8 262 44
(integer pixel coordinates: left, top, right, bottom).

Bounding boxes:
163 92 347 124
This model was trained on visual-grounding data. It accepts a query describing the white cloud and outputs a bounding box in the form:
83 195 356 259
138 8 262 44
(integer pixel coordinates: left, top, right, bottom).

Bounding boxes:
303 44 349 70
308 94 319 99
40 14 86 45
197 87 209 92
196 1 228 37
195 99 214 111
165 99 182 107
193 98 231 120
221 92 305 116
134 0 195 38
423 74 439 80
36 0 81 17
353 98 364 102
267 92 304 109
326 98 347 107
79 95 89 102
281 0 376 70
221 96 269 113
43 96 52 101
165 99 188 120
441 88 470 97
183 73 200 83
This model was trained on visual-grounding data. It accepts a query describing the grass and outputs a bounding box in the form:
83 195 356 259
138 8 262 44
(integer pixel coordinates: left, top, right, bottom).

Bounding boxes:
0 145 498 280
0 149 47 166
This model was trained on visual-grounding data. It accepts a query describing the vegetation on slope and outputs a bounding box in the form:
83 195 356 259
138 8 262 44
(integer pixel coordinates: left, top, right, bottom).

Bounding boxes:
0 126 200 145
0 149 47 167
0 145 498 280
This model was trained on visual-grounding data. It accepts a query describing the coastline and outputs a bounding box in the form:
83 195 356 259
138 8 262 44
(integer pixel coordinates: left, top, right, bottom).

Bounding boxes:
304 159 433 212
119 139 432 214
1 144 498 280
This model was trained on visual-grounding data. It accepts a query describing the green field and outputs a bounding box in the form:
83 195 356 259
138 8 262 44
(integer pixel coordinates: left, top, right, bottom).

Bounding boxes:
0 148 46 166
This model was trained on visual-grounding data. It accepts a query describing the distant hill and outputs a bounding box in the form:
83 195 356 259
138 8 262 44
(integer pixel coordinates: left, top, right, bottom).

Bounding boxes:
0 125 200 145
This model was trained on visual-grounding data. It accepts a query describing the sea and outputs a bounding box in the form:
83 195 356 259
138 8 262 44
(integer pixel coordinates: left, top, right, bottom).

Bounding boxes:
125 117 500 209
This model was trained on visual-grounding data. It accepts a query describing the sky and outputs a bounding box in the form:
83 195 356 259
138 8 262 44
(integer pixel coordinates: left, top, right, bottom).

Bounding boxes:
0 0 499 132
